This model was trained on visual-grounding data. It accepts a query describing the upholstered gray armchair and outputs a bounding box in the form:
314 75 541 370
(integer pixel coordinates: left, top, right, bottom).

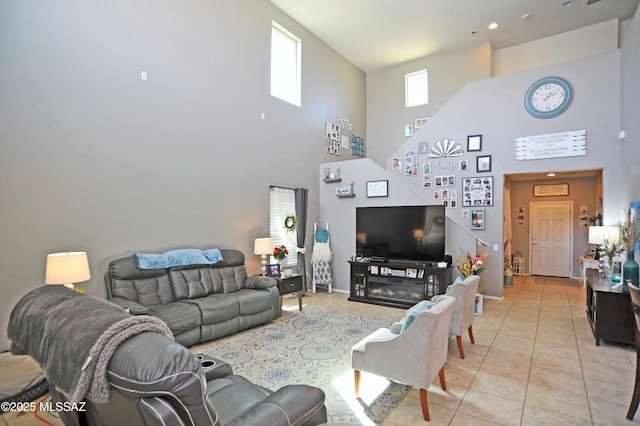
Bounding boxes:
432 274 480 359
351 296 455 421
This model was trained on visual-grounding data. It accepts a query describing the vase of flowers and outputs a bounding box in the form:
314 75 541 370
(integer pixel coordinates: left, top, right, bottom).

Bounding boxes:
600 237 624 278
456 249 488 277
621 210 640 292
273 244 289 267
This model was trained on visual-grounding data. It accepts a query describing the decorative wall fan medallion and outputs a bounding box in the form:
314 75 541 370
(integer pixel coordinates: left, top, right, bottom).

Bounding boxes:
428 138 463 158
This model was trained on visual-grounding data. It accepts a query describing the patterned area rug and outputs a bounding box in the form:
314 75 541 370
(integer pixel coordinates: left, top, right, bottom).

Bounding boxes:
191 308 411 425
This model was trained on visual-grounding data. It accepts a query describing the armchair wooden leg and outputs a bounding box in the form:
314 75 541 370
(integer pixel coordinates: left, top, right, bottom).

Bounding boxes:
419 388 430 421
627 352 640 419
456 335 465 359
354 370 360 398
438 367 446 390
468 325 475 344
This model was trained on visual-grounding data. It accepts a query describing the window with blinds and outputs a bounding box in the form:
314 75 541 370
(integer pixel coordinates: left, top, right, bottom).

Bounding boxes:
269 187 298 266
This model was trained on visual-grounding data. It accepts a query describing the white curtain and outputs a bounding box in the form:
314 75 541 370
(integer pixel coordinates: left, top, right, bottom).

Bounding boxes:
270 187 298 266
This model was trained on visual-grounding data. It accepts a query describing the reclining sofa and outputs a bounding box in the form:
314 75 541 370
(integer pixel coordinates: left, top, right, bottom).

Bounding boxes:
7 286 327 426
105 248 282 346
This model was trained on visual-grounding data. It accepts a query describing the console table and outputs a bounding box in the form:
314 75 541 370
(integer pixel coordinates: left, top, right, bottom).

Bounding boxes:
348 260 453 308
276 274 303 311
585 268 634 346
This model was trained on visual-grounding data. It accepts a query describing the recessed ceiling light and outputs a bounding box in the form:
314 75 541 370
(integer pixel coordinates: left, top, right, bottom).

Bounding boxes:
521 13 531 21
562 0 574 7
547 173 557 177
488 22 498 30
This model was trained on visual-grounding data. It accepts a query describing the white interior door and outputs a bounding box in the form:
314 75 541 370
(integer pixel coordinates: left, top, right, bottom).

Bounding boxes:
530 202 573 277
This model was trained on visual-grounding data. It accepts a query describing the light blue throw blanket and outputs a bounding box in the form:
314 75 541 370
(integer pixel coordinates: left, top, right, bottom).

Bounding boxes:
135 248 223 269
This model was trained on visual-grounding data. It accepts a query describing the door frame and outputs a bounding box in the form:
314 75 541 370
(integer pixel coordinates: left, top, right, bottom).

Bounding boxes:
528 200 574 277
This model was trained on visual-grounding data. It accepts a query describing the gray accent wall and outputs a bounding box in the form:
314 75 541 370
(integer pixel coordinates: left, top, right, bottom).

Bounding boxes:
0 1 365 351
321 49 625 300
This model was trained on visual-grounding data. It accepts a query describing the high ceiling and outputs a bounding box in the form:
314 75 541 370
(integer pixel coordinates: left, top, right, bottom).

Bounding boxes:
270 0 639 72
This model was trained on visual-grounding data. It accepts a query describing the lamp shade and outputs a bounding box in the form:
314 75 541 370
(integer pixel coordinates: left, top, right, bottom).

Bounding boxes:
253 238 273 255
45 252 91 285
588 226 620 245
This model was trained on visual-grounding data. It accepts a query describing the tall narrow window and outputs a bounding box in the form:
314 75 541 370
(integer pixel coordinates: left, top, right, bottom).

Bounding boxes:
269 186 298 267
405 69 429 107
271 21 301 107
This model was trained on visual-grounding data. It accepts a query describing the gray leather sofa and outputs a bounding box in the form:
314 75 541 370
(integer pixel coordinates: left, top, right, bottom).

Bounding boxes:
105 249 282 346
8 286 327 426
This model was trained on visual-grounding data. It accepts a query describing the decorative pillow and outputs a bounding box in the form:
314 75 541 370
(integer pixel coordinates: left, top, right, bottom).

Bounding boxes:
446 276 463 294
400 300 433 333
315 229 329 243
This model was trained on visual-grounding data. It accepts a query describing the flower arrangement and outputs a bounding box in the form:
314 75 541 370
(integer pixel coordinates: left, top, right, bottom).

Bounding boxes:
456 249 488 277
273 244 289 262
601 237 624 265
621 209 640 251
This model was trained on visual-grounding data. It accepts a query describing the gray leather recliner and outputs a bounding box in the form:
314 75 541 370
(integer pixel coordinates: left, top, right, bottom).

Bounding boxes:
7 286 327 426
49 332 328 426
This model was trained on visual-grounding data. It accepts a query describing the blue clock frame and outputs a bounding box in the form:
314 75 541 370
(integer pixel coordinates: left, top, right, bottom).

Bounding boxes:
524 76 574 119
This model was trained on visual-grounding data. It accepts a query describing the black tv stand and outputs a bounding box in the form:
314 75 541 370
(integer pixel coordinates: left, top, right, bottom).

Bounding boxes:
348 260 453 308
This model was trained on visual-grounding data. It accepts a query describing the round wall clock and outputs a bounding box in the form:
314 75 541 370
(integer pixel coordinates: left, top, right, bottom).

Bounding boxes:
524 76 573 119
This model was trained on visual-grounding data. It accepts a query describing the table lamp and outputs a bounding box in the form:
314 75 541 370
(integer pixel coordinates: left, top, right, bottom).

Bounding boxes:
45 251 91 293
254 238 273 275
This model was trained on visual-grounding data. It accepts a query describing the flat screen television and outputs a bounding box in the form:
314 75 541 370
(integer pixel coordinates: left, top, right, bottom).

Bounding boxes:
356 205 446 264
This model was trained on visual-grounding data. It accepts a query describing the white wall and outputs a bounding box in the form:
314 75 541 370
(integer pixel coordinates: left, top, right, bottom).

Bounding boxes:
621 6 640 203
495 19 619 75
321 50 623 299
366 43 492 166
0 0 366 351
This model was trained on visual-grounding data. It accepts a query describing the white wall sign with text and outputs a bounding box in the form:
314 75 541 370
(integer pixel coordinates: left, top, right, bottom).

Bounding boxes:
515 129 586 160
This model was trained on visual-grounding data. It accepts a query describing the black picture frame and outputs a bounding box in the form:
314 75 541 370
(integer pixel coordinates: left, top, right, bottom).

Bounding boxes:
467 135 482 152
366 180 388 197
476 155 492 173
266 264 281 277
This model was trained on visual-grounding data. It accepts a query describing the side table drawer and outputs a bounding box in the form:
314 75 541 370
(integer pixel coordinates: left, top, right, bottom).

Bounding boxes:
278 276 302 294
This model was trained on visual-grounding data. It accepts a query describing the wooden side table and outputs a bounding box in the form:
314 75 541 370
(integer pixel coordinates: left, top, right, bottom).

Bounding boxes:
277 274 303 311
579 256 600 289
586 268 634 346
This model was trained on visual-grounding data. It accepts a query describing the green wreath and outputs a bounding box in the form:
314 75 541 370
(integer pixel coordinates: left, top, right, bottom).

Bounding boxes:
284 215 298 232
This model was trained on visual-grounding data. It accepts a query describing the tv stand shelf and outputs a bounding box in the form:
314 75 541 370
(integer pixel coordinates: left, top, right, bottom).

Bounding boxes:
348 260 453 308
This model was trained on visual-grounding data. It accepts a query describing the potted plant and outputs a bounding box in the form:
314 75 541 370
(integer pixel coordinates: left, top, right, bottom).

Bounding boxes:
273 244 289 266
600 237 624 278
456 249 488 277
621 210 640 291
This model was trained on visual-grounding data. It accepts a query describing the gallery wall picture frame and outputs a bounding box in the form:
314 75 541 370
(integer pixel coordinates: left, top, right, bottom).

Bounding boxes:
470 208 486 230
418 141 428 154
392 157 402 170
462 176 493 206
476 155 492 172
366 180 388 198
467 134 482 151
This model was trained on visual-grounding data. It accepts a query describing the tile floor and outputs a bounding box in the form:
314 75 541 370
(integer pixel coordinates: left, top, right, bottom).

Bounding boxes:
292 275 639 425
2 275 638 425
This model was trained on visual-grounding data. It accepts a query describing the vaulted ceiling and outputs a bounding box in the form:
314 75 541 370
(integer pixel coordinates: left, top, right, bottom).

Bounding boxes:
271 0 639 72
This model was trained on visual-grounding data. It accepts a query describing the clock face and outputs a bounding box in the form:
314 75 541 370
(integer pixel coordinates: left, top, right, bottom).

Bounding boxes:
524 77 573 119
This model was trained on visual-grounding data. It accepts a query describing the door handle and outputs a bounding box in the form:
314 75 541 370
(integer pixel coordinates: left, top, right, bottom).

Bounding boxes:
532 241 539 245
